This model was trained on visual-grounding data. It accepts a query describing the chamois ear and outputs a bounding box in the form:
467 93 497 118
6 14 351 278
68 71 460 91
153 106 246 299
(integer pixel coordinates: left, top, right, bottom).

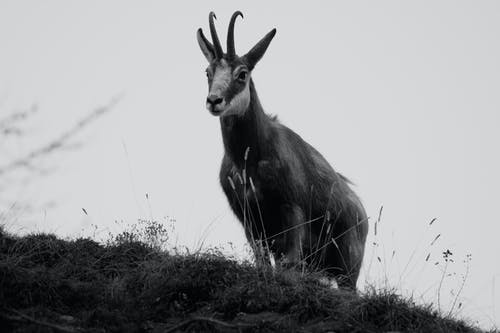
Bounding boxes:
197 28 215 62
242 28 276 70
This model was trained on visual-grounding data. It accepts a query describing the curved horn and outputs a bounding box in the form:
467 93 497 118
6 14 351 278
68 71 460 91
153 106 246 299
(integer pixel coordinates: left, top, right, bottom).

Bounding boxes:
227 11 243 58
209 12 223 59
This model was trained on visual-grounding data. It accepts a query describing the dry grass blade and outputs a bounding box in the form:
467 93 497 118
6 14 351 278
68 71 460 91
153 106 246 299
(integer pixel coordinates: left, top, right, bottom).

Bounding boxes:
374 205 383 236
264 215 324 241
1 308 81 333
164 316 253 333
430 234 441 246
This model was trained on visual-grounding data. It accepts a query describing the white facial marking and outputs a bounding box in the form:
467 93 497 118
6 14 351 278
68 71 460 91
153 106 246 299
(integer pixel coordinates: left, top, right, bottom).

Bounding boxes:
210 59 231 100
207 60 251 117
221 81 250 117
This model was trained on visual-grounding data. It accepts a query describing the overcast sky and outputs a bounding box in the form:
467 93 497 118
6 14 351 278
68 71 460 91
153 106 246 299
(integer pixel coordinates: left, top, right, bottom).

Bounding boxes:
1 1 499 329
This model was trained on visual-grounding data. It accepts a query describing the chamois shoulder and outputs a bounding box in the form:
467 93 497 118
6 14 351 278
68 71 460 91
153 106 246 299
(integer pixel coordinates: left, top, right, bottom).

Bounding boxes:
269 120 352 186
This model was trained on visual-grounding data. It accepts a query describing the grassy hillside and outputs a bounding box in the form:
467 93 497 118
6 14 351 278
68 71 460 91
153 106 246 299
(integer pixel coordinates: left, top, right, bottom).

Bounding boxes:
0 224 486 333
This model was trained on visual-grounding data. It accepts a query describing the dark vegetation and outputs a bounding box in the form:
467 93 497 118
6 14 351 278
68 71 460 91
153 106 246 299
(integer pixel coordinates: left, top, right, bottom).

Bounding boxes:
0 223 485 333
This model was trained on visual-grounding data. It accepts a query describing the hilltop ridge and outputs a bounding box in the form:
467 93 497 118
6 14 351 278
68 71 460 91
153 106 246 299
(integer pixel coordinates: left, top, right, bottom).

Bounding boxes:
0 225 484 332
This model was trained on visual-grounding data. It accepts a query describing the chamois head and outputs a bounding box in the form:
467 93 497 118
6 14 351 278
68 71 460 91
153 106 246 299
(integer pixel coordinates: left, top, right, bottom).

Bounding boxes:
197 11 276 116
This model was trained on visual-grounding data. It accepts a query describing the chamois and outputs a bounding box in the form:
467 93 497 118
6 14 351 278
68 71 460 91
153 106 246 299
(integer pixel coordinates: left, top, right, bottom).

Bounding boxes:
197 11 368 289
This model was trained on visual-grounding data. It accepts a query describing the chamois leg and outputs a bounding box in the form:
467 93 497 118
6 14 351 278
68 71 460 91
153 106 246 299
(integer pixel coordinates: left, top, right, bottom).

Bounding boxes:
275 204 305 267
325 226 366 290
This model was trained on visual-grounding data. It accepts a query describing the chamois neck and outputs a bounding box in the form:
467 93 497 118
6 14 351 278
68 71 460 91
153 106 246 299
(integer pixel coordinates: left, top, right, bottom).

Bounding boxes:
220 79 271 168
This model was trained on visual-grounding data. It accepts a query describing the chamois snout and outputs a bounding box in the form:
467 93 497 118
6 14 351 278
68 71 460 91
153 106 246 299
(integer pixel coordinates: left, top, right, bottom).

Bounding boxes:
206 94 224 114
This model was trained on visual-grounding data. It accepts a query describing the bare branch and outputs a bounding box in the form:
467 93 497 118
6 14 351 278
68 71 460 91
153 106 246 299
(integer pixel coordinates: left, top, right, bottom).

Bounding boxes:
0 104 37 131
0 95 122 177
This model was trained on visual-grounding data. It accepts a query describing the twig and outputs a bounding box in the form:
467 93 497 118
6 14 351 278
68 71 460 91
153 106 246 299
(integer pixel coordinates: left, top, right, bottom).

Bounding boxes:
437 260 449 313
447 255 471 317
365 206 383 282
398 217 439 287
0 95 122 176
0 308 80 333
164 316 253 333
0 104 37 131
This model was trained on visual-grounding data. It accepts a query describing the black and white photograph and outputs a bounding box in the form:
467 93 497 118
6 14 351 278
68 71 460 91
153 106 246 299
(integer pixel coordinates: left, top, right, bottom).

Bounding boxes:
0 1 499 332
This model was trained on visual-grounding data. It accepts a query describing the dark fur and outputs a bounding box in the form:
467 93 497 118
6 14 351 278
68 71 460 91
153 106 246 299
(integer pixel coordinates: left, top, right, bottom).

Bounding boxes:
199 14 368 289
219 80 368 289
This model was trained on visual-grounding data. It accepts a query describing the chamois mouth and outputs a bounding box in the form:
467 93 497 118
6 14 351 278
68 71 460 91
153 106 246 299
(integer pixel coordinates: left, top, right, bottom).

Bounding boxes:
206 103 226 116
209 109 223 116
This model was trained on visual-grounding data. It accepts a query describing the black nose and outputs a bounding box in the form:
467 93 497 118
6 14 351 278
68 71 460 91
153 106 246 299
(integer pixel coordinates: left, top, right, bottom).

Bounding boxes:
207 95 223 106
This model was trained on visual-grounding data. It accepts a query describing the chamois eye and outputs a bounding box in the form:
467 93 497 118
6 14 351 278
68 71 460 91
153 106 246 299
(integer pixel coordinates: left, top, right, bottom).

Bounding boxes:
237 71 247 81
